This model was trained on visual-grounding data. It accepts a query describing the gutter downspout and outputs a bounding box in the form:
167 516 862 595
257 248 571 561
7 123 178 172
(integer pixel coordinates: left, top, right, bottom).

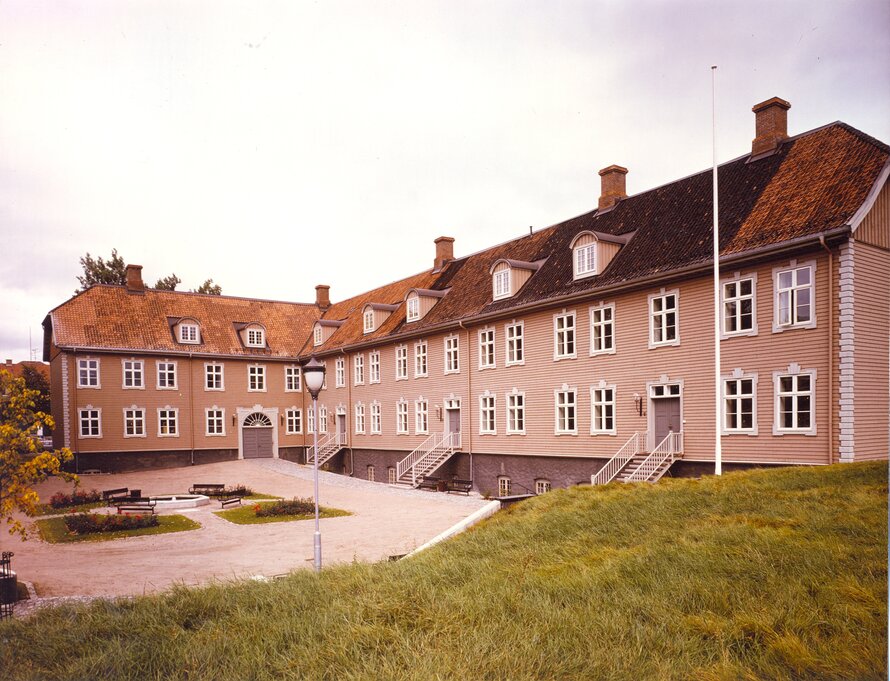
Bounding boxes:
458 321 472 484
819 236 834 464
72 348 79 473
189 353 195 465
342 349 354 477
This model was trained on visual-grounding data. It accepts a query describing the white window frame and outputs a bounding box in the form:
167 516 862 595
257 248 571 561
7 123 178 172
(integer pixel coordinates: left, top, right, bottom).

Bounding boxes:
506 389 526 435
319 405 328 433
248 364 266 392
363 309 375 334
285 365 302 392
535 479 552 495
78 406 102 438
721 273 758 339
773 261 816 332
479 392 496 435
122 359 145 389
205 363 224 391
307 405 315 434
406 294 420 322
369 351 381 384
478 328 495 369
77 358 100 388
157 407 179 437
335 358 346 388
156 360 178 390
370 402 382 434
589 303 616 356
773 364 817 436
553 310 577 360
414 341 428 378
387 467 397 484
286 408 302 435
722 369 759 435
554 385 578 435
498 476 512 497
573 242 597 279
246 327 265 347
395 345 408 381
396 400 409 435
205 407 226 436
493 268 511 300
354 402 365 434
505 321 524 366
313 325 323 346
179 323 200 344
444 335 460 374
123 407 146 438
367 465 376 482
648 289 680 348
415 398 429 435
590 383 617 435
354 354 365 385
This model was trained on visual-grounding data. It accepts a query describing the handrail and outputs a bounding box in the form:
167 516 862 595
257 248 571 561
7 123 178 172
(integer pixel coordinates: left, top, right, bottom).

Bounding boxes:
396 431 462 486
308 431 346 465
623 431 682 483
396 433 439 482
591 431 646 485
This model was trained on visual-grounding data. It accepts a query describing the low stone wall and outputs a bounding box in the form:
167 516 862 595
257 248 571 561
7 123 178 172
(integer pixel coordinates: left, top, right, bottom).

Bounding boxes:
70 448 238 473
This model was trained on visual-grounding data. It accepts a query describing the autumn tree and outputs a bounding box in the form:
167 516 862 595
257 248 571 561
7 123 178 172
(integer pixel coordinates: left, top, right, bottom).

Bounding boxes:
194 278 222 295
154 273 182 291
76 248 127 291
0 370 75 538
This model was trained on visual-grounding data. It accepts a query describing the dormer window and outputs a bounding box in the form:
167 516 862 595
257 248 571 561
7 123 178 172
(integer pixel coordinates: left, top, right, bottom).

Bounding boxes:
570 230 632 281
575 242 596 278
314 324 323 346
489 259 542 301
406 294 420 322
246 328 265 347
361 303 398 334
405 288 448 323
179 323 200 344
493 268 511 300
363 309 375 333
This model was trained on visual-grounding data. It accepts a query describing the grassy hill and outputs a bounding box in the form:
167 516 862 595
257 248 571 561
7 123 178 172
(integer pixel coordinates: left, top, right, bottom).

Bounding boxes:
1 461 887 680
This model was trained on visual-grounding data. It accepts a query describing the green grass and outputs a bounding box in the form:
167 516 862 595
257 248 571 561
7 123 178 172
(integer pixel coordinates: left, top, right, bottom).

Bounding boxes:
213 501 350 525
32 501 106 516
2 461 886 680
243 493 281 500
34 514 201 544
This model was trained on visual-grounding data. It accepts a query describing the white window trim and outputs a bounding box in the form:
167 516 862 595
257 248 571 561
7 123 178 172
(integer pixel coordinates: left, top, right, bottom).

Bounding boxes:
122 406 146 439
721 369 759 436
204 362 225 391
370 401 382 435
573 242 597 280
415 398 429 435
444 335 461 375
406 295 420 322
318 405 328 433
247 364 267 392
246 327 265 347
335 358 346 388
720 272 759 339
479 391 497 435
589 302 617 356
354 402 365 434
157 406 180 438
77 357 101 389
313 325 323 346
772 260 817 333
78 406 102 438
498 476 512 497
505 321 525 366
648 289 681 348
553 310 577 361
414 341 428 378
535 479 552 495
285 407 303 435
554 384 578 436
369 351 381 384
179 323 200 344
396 399 409 435
285 365 302 392
395 345 408 381
505 389 526 435
205 407 227 437
354 354 365 386
772 364 817 436
121 358 145 390
492 268 512 300
478 327 496 370
156 360 178 390
589 382 617 435
363 309 375 334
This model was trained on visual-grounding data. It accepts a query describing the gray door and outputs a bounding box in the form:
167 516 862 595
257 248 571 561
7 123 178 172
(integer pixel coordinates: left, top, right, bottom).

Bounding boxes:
447 409 461 434
337 414 346 437
653 398 681 444
243 427 273 458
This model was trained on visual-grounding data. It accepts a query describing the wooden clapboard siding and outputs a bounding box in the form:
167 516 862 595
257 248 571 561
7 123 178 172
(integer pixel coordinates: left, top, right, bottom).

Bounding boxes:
856 181 890 250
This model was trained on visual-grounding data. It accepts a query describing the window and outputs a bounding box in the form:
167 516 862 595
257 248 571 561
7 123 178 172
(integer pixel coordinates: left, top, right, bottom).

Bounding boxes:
355 403 365 434
246 328 265 347
286 408 302 435
395 346 408 380
205 363 224 390
574 242 596 278
444 336 460 374
122 359 144 389
414 341 428 377
591 385 616 434
415 399 429 434
369 351 381 384
157 361 177 389
206 408 225 436
479 393 496 434
79 408 101 437
407 294 420 322
285 365 302 392
776 264 814 329
335 358 346 388
370 402 382 434
313 325 323 346
158 408 178 437
479 328 495 369
248 365 266 391
387 467 397 484
307 405 315 434
498 477 512 497
506 391 525 434
590 304 615 355
396 400 409 434
535 479 552 495
319 405 328 433
554 312 576 359
774 367 816 434
179 323 199 344
493 268 511 300
724 375 756 433
77 358 100 388
506 322 524 365
354 354 365 385
123 408 145 437
555 387 577 434
650 291 679 347
363 309 375 334
723 277 756 336
367 465 376 482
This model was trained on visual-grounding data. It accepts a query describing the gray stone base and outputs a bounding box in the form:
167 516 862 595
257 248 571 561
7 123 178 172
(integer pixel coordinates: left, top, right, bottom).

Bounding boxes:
70 449 239 473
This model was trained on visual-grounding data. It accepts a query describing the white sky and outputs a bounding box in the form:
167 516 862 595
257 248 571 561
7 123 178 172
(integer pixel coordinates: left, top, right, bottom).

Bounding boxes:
2 0 888 362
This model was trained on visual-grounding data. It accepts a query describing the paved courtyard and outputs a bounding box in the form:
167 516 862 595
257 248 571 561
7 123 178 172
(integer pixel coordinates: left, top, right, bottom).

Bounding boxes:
6 459 487 599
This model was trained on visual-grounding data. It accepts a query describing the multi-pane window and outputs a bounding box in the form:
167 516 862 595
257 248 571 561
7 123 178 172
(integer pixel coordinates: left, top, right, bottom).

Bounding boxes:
555 388 577 434
395 346 408 380
354 354 365 385
590 305 615 354
591 386 616 434
286 409 302 434
363 309 375 333
313 325 323 346
414 342 428 377
246 328 265 347
123 408 145 437
319 406 328 433
205 363 224 390
479 394 496 434
122 360 144 388
78 359 100 388
498 477 512 497
650 292 679 345
206 409 225 436
285 366 302 392
574 243 596 278
415 399 429 434
554 312 576 359
506 323 524 365
369 351 381 384
535 479 552 495
79 408 101 437
157 361 177 389
179 323 199 344
479 329 495 369
354 403 365 434
406 295 420 322
444 336 460 374
493 268 511 300
307 406 315 434
776 372 813 432
387 467 397 484
723 278 755 335
248 365 266 391
396 401 409 434
724 377 755 432
158 408 178 436
506 392 525 434
777 265 813 327
335 358 346 388
367 465 376 482
370 403 382 434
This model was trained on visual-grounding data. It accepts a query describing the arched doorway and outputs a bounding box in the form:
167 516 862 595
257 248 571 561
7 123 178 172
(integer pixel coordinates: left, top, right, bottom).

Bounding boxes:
242 412 274 459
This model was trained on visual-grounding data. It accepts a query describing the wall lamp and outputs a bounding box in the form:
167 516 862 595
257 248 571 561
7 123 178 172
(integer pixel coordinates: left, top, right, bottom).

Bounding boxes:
633 392 644 417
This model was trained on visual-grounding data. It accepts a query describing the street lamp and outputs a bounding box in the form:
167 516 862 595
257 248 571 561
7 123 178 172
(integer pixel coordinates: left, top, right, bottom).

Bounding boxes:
302 356 326 572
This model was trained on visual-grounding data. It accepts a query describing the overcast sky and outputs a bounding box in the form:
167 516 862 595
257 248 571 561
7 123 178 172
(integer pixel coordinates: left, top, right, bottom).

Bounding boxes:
2 0 888 362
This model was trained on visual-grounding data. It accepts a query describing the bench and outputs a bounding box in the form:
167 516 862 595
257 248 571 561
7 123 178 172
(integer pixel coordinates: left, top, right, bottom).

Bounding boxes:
220 496 242 509
116 498 156 515
447 479 473 495
102 488 129 503
189 484 226 497
417 476 441 491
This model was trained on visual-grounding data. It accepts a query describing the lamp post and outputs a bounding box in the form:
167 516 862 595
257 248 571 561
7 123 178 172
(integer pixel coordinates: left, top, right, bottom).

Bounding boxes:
302 356 326 572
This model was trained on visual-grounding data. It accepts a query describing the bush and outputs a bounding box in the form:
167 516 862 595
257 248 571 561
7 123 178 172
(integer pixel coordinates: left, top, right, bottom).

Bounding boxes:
224 484 253 497
64 512 158 535
255 498 315 517
49 489 102 509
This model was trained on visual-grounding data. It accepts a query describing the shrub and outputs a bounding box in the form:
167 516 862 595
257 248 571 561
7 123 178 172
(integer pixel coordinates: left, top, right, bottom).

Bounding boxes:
224 484 253 497
64 512 159 535
255 498 315 517
49 489 102 509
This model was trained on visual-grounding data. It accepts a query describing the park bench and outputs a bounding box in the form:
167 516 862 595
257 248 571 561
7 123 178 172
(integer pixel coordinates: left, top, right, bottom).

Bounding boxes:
101 488 129 503
417 476 441 491
447 479 473 495
116 498 156 515
189 483 226 497
220 496 242 509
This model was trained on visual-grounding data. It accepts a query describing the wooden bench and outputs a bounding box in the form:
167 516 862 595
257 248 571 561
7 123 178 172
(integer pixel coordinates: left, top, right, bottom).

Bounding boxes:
220 496 242 509
417 476 441 491
447 479 473 495
189 484 226 497
116 498 156 515
102 488 129 503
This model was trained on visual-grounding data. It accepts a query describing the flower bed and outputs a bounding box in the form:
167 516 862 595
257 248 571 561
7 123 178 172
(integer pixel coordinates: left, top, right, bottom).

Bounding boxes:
64 512 159 535
50 489 102 509
255 498 315 517
224 484 253 497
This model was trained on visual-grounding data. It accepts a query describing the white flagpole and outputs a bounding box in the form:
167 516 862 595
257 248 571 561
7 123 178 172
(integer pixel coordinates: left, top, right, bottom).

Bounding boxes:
712 65 722 476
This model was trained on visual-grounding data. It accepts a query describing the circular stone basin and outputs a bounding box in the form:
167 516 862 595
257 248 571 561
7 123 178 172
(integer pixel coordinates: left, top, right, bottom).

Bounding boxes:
149 494 210 510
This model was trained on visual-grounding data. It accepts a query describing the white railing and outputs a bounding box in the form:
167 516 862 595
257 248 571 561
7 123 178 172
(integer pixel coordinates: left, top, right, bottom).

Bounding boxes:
396 431 461 486
396 433 439 482
591 431 646 485
308 431 347 466
623 431 683 483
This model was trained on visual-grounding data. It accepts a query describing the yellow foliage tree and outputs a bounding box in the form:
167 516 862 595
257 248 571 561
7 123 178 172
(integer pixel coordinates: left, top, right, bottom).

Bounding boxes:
0 369 76 538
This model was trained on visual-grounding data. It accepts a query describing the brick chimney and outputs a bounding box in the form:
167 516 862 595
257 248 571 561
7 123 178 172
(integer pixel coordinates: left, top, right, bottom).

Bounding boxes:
434 236 454 271
598 165 628 211
125 264 145 293
751 97 791 157
315 284 331 310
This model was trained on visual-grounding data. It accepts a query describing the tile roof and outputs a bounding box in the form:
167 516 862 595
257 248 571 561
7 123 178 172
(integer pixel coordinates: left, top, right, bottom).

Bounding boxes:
2 360 50 381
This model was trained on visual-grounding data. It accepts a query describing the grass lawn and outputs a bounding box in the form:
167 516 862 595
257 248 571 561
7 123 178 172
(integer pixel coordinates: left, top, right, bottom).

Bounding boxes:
2 461 886 680
35 514 201 544
213 501 350 525
32 501 106 517
243 493 281 500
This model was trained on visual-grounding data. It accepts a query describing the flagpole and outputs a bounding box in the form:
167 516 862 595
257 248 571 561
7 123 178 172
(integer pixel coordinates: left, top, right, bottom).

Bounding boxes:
712 65 722 476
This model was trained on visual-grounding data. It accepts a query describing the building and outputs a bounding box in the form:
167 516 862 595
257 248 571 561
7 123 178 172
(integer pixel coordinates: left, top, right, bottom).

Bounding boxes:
43 97 889 493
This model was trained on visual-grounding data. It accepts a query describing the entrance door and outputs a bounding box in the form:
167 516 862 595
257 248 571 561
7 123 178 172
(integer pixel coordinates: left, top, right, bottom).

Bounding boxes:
447 409 461 435
653 397 681 444
242 412 274 458
337 414 346 440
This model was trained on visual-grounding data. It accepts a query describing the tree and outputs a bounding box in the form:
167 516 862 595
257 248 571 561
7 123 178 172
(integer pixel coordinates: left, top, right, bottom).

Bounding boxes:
0 370 75 538
154 274 182 291
20 366 51 417
194 279 222 295
76 248 126 291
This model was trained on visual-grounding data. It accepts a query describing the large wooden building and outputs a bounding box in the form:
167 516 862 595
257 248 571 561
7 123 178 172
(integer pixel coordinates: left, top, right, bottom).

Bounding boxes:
43 97 889 493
